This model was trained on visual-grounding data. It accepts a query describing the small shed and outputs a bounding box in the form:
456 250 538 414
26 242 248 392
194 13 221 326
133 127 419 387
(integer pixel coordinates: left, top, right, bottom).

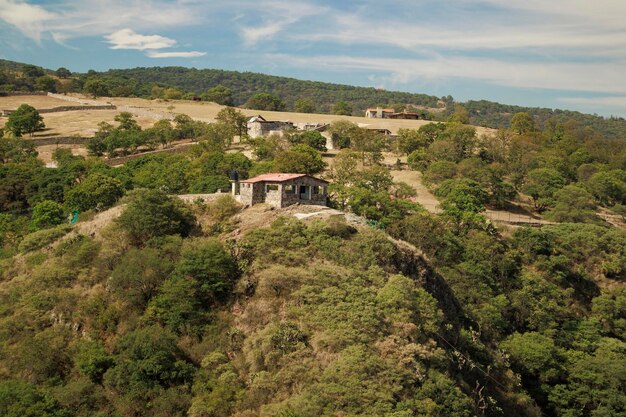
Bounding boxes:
233 173 328 208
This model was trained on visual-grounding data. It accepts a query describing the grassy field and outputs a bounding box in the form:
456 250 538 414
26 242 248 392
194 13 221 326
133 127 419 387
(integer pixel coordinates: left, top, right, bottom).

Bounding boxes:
0 94 496 164
0 94 88 110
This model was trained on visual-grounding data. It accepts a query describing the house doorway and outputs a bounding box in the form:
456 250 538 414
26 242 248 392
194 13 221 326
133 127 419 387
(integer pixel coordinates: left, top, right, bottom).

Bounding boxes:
299 185 309 200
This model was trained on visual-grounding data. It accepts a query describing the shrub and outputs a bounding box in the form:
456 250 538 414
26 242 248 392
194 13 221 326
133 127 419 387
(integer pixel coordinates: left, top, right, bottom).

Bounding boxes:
117 189 196 245
18 225 73 252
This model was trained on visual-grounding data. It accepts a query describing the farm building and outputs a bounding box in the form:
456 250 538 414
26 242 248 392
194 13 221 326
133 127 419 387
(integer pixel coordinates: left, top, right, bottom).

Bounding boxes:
365 107 395 118
247 115 294 138
388 111 420 120
232 173 328 208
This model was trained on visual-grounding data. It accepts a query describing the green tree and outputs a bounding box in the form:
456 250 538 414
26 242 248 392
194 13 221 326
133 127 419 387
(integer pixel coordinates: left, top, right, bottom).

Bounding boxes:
215 107 248 137
396 128 430 155
82 78 110 98
523 168 567 211
64 173 124 211
0 379 69 417
288 130 327 151
545 184 598 223
174 238 237 300
294 98 315 113
586 170 626 205
246 93 285 111
30 200 66 230
35 76 57 92
109 247 174 307
449 104 470 124
21 64 44 77
55 67 72 78
203 85 234 106
117 189 196 245
5 104 45 137
275 144 326 174
332 101 352 116
510 112 536 135
114 112 140 131
75 340 115 384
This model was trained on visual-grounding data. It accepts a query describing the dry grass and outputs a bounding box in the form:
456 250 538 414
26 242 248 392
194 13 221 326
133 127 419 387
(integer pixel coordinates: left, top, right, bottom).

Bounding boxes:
0 109 156 138
0 95 86 110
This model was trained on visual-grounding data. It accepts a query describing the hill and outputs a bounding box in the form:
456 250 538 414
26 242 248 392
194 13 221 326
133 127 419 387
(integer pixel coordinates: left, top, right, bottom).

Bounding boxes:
2 59 626 139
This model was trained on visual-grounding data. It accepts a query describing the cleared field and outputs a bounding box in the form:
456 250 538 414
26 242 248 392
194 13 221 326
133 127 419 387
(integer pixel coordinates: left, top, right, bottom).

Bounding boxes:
0 94 89 110
97 95 497 136
0 109 155 138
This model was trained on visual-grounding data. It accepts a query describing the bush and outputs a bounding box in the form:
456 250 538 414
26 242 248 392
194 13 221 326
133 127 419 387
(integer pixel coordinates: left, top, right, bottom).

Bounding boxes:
18 225 72 252
117 189 196 245
30 200 66 230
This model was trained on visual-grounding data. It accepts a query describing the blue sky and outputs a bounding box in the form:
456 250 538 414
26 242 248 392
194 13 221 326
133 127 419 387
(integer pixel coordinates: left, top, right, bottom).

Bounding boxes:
1 0 626 117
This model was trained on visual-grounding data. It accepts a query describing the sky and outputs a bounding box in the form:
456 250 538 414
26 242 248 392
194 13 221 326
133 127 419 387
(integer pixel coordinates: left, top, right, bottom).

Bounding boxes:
1 0 626 117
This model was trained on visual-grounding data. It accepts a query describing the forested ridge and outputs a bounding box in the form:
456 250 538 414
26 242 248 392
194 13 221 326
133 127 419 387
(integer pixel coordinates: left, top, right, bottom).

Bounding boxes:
1 64 626 416
2 59 626 139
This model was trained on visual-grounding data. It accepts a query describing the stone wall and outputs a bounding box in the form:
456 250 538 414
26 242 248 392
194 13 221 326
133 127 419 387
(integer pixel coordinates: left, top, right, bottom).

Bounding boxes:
2 105 116 115
235 177 327 208
0 91 47 96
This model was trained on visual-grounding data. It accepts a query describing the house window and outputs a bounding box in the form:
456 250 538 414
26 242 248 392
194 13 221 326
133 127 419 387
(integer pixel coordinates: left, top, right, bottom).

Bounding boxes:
266 184 279 192
312 186 321 194
284 185 295 194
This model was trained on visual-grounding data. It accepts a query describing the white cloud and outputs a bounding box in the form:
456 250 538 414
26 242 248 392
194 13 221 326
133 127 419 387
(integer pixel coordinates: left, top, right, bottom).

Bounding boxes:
145 50 206 58
105 29 177 50
269 53 626 94
558 96 626 109
0 0 205 42
0 0 56 42
239 0 328 46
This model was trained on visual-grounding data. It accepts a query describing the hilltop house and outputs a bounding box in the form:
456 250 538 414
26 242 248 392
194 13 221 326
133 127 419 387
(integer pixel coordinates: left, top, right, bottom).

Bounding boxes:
232 173 328 208
365 107 395 118
247 115 294 138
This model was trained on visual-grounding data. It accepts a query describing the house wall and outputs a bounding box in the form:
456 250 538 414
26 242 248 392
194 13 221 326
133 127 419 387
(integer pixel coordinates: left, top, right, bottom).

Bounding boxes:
247 121 294 138
235 177 328 208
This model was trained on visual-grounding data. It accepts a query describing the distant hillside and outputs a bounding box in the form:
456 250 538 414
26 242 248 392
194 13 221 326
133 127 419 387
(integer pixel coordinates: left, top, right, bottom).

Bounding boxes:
2 59 626 139
101 66 442 112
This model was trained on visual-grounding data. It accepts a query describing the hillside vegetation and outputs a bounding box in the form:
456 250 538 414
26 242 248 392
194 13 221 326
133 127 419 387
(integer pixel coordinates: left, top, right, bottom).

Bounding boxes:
2 59 626 139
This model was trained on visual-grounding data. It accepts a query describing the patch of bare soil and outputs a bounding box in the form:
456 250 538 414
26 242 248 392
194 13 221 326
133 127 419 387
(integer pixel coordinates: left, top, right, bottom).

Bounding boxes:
75 205 125 239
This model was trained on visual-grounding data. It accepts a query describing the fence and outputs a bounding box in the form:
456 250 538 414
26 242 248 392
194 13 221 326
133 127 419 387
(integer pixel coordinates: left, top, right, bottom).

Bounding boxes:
418 203 551 225
47 93 175 121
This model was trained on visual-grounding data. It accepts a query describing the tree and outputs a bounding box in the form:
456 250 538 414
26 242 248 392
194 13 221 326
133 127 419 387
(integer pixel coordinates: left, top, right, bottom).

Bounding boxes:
174 238 237 300
109 247 174 307
82 78 110 98
21 64 44 78
245 93 285 111
0 379 68 417
64 173 124 211
215 107 247 137
545 184 598 223
328 120 359 148
55 67 72 79
5 104 45 137
332 101 352 116
202 85 233 106
288 130 327 151
523 168 567 211
117 189 196 245
114 112 140 131
396 128 430 154
510 112 536 135
449 104 470 124
294 98 315 113
274 144 326 174
35 76 57 92
586 170 626 205
30 200 66 230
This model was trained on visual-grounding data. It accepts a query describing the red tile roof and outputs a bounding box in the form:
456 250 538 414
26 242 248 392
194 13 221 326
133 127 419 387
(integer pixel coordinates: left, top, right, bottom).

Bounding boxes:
241 173 327 183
